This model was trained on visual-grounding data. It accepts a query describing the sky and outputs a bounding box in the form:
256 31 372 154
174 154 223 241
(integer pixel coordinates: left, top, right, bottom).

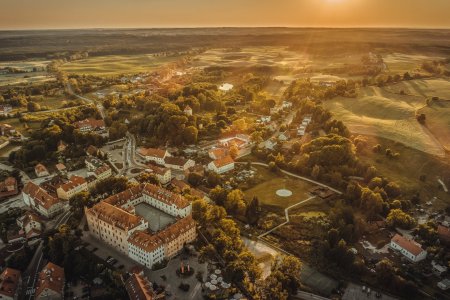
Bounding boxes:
1 0 450 30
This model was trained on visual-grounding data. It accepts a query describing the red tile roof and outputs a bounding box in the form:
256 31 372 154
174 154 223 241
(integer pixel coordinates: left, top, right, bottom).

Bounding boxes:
128 231 163 253
35 262 64 299
23 182 60 210
125 273 155 300
213 155 234 168
75 118 105 130
391 234 425 256
59 175 86 192
88 201 144 230
138 148 167 159
0 268 21 298
437 225 450 243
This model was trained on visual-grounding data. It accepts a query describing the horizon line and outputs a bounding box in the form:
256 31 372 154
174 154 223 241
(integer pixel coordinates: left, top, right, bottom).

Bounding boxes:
1 25 450 32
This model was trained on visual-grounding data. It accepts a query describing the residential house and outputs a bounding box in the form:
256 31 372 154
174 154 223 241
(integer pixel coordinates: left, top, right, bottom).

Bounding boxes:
57 140 67 152
282 101 293 109
55 163 67 175
437 279 450 291
17 211 43 239
264 138 278 150
437 225 450 245
35 262 65 300
137 148 170 165
74 118 105 133
94 165 112 181
56 175 88 200
0 177 18 200
35 163 50 178
208 155 235 174
0 267 21 300
432 261 448 277
260 116 271 123
22 182 64 218
164 157 195 171
125 268 156 300
218 135 250 150
0 104 12 116
208 148 228 160
390 234 427 262
278 131 289 141
0 124 15 136
145 164 172 185
184 105 193 116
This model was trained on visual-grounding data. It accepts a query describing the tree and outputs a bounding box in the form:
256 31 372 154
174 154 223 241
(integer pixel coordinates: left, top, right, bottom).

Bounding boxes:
182 126 198 144
27 101 41 112
387 209 417 229
385 182 401 198
187 172 202 187
311 164 321 180
210 186 227 206
246 196 260 225
225 189 247 216
265 255 302 297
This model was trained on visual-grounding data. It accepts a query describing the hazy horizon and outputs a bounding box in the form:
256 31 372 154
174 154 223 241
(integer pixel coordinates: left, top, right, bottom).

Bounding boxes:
2 0 450 30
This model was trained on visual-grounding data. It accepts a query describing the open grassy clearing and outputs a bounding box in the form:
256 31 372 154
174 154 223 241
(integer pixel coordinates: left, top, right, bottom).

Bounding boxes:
243 165 315 209
357 135 450 209
418 101 450 151
323 85 446 157
60 54 182 76
383 78 450 99
383 53 444 74
0 72 55 87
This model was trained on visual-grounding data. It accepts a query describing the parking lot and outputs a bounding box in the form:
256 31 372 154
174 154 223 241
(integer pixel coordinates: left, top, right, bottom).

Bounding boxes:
342 283 398 300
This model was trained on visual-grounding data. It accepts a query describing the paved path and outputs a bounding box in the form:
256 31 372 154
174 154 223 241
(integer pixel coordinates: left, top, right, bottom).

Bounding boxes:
258 195 315 238
235 161 342 194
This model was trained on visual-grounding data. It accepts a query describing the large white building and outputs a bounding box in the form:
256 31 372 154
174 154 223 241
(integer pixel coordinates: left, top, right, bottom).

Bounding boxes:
85 183 196 268
390 234 427 262
208 155 235 174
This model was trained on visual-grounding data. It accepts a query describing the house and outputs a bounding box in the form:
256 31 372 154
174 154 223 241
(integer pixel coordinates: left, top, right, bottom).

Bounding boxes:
0 104 12 116
55 163 67 175
0 177 18 200
22 182 64 218
0 124 15 136
184 105 193 116
390 234 427 262
125 271 156 300
437 225 450 245
35 262 65 300
270 106 281 115
186 164 205 177
260 116 271 123
17 211 43 239
309 186 336 200
278 131 289 141
94 165 112 181
85 156 105 171
74 118 105 133
56 175 88 200
282 101 293 109
145 164 172 184
264 138 278 150
57 140 67 152
164 157 195 171
35 163 50 178
0 267 21 300
438 279 450 291
137 148 170 165
297 125 306 136
86 145 100 157
208 155 235 174
218 134 250 150
208 148 228 160
432 261 448 276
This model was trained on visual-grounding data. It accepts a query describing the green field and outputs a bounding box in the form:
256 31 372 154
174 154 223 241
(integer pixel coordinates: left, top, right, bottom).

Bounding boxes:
323 82 449 157
243 166 314 209
418 101 450 151
60 54 182 76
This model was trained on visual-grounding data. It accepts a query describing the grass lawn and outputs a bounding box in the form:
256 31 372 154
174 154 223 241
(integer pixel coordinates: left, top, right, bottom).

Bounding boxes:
243 165 315 209
418 100 450 151
60 54 182 76
323 85 446 157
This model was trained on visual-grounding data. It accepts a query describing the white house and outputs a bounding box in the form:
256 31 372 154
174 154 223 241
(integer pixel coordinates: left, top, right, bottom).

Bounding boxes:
137 148 170 165
22 182 65 218
260 116 271 123
297 125 306 136
264 138 278 150
208 155 235 174
145 164 172 185
282 101 293 109
278 132 289 141
390 234 427 262
184 105 193 116
35 163 50 178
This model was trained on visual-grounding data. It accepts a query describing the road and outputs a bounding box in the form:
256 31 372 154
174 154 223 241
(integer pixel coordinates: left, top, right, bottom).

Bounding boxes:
67 82 106 119
21 209 72 299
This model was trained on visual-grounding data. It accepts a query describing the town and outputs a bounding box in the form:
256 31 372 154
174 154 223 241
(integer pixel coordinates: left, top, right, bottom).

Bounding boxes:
0 22 449 300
